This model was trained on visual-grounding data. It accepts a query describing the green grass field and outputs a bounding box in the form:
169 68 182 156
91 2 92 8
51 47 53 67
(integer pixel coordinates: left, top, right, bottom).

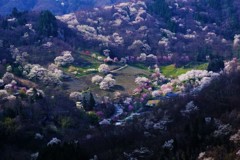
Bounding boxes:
160 63 208 78
62 52 103 77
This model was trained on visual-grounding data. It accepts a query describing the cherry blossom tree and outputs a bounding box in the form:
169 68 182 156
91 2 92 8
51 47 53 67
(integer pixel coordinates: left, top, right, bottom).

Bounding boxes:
98 64 110 74
91 75 103 84
54 51 74 66
99 76 116 90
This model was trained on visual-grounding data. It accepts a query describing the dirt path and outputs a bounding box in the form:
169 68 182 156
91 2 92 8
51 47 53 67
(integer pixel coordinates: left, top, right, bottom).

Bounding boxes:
110 64 128 73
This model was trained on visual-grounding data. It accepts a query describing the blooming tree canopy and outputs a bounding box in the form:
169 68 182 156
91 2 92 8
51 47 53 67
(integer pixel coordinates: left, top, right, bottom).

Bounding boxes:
54 51 74 66
98 64 110 74
91 75 103 84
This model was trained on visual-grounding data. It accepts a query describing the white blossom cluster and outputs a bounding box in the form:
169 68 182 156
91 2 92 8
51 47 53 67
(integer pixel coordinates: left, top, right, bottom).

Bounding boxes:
56 1 155 51
146 54 157 61
76 25 97 35
137 53 147 61
0 89 9 99
56 13 79 29
98 64 110 74
132 8 146 24
112 32 124 46
148 68 222 98
151 90 162 97
75 24 111 44
205 32 217 44
91 75 103 84
110 1 148 25
0 72 46 102
26 88 45 98
233 34 240 48
69 92 83 101
158 38 169 47
48 64 64 78
9 46 29 64
128 40 144 50
31 152 39 160
177 70 220 92
162 139 174 150
224 58 240 74
0 89 17 102
197 152 215 160
23 64 63 85
92 74 116 90
25 23 34 31
76 101 83 109
2 72 14 84
120 58 127 63
54 51 74 66
128 40 152 53
47 137 61 146
182 31 197 40
57 13 110 43
112 18 123 27
135 76 150 87
153 120 168 130
123 97 132 105
213 124 232 137
35 133 44 140
42 42 53 48
181 101 198 116
230 130 240 144
138 25 148 32
160 83 173 95
178 70 210 82
99 74 116 90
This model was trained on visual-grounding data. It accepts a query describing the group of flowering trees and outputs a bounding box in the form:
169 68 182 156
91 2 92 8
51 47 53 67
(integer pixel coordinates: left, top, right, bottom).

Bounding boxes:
54 51 74 67
0 71 45 107
8 46 74 85
132 60 239 100
92 74 116 90
133 58 240 101
90 64 116 90
54 0 235 65
98 64 110 74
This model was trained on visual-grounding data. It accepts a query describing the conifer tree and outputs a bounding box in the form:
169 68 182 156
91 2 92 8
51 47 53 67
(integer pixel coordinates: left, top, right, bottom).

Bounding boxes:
38 10 58 37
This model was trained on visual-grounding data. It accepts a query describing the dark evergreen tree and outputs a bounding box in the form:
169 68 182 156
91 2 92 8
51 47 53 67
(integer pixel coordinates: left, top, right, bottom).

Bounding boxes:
207 56 225 72
1 19 8 29
150 0 171 18
82 96 88 111
88 92 95 110
11 7 21 18
149 0 177 32
38 10 58 37
17 16 27 25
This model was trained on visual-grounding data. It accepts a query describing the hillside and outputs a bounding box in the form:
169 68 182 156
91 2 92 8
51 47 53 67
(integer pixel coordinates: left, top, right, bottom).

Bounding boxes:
56 0 240 65
1 0 240 65
0 0 240 160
